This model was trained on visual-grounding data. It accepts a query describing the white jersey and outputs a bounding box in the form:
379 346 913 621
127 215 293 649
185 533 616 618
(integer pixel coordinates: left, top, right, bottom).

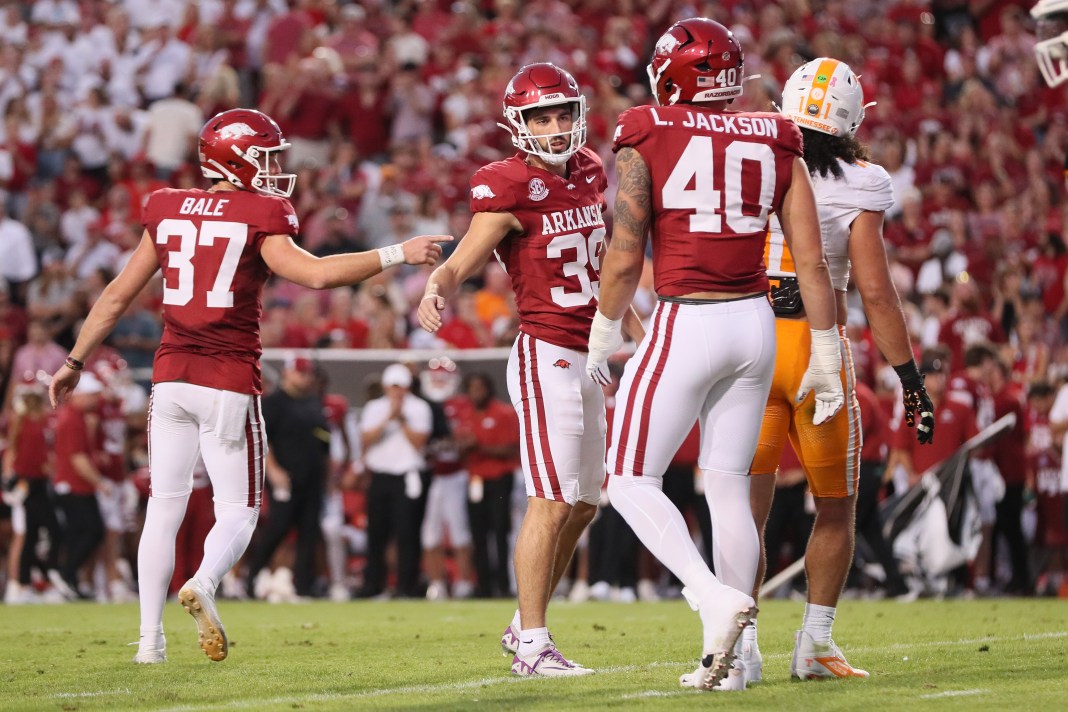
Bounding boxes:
765 158 894 290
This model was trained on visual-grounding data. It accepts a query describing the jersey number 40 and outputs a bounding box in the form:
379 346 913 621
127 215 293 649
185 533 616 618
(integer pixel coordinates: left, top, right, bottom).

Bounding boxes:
662 136 776 234
156 219 248 308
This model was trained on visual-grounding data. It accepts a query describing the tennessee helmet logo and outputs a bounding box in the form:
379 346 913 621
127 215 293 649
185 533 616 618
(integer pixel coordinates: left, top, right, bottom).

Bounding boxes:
528 178 549 202
218 122 257 140
553 359 571 369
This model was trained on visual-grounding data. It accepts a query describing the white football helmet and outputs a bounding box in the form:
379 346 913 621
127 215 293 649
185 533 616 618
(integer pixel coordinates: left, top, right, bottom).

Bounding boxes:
1032 0 1068 87
781 58 869 137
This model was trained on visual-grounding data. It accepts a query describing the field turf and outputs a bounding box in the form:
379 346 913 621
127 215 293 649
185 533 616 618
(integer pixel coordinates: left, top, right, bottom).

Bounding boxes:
2 598 1066 710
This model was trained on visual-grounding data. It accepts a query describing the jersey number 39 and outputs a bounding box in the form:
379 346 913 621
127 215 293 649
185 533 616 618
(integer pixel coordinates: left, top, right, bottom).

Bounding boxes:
157 219 248 308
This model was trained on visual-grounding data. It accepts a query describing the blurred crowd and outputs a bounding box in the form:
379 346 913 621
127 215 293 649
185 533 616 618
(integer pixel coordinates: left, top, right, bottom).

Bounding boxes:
3 0 1068 604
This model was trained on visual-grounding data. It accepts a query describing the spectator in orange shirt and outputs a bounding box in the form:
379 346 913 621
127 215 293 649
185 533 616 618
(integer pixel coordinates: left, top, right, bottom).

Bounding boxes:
474 262 515 331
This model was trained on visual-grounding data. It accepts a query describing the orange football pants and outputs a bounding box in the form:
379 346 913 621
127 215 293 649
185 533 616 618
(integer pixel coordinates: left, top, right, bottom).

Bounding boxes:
750 320 861 498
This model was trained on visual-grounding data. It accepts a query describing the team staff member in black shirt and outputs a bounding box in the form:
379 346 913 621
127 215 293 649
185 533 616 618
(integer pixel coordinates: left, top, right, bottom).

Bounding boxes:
245 356 330 598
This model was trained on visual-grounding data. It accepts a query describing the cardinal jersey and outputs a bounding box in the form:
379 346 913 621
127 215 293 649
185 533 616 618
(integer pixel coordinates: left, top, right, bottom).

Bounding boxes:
469 148 607 351
765 158 895 288
612 105 802 296
142 188 299 394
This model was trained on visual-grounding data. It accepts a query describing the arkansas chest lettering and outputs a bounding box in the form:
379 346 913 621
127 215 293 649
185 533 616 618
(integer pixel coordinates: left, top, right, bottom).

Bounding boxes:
540 204 605 236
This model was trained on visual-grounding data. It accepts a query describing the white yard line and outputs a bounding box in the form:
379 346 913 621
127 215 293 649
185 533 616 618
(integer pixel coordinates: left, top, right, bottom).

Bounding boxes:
52 688 132 699
918 689 988 699
146 631 1066 711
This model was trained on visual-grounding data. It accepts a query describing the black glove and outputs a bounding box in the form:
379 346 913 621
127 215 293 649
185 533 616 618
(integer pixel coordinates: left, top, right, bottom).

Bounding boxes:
895 361 935 445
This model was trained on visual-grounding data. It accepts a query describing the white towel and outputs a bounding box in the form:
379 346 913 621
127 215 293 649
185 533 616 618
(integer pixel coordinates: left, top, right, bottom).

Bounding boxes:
213 391 251 444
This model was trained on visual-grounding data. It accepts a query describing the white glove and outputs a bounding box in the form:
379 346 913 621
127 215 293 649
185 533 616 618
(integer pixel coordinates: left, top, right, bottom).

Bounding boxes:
586 310 623 386
796 326 844 426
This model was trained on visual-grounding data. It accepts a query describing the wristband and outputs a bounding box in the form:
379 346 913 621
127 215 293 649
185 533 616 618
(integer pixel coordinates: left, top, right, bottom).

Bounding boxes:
589 310 624 352
378 244 404 270
65 356 84 371
808 327 842 374
893 360 923 388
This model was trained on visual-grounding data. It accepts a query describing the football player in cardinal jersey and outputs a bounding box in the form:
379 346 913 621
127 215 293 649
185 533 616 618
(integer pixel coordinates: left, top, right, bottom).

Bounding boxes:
747 58 934 683
1032 0 1068 188
49 108 449 664
586 19 843 691
418 63 643 677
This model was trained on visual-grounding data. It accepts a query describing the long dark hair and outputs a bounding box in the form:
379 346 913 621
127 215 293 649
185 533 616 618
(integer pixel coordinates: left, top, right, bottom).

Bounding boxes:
800 128 870 180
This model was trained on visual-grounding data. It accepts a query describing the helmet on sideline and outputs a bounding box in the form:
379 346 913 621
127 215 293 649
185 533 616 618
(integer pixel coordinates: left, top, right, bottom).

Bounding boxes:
420 356 460 403
198 109 297 197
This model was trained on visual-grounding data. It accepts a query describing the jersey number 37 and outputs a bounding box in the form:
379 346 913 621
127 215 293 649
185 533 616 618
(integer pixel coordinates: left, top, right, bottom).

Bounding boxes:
157 218 248 308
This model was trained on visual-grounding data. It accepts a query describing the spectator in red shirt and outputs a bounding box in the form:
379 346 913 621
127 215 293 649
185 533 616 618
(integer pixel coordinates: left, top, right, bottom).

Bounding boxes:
436 288 491 349
2 381 59 602
52 371 109 598
888 348 978 487
1025 381 1068 596
939 280 1006 372
456 371 519 598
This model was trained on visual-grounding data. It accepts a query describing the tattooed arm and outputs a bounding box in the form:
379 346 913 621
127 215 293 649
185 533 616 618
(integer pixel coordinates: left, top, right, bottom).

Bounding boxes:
597 147 651 320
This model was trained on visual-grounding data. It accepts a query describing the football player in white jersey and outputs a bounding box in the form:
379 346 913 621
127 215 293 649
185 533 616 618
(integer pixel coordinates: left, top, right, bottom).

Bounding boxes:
743 59 935 683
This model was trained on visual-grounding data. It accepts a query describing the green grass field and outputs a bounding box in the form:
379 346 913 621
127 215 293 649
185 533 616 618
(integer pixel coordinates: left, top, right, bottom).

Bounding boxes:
2 598 1066 711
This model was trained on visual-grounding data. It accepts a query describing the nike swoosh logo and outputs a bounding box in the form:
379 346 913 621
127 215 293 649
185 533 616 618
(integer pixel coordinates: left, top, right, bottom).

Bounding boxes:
585 176 596 183
521 638 534 644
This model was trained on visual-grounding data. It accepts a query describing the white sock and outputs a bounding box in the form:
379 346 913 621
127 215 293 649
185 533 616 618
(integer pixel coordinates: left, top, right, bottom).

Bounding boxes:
517 627 551 656
195 501 259 592
511 609 521 631
802 603 836 645
744 617 758 647
138 494 190 638
608 476 720 593
703 469 759 594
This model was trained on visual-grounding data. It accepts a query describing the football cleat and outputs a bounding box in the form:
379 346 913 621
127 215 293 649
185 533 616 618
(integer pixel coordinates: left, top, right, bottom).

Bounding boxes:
791 630 869 680
680 656 746 691
512 644 594 677
501 623 520 656
681 584 757 690
179 578 228 662
132 636 167 664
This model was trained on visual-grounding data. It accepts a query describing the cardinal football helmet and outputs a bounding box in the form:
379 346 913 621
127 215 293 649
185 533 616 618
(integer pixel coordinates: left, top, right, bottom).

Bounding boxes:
781 58 869 136
198 109 297 197
647 18 745 106
1032 0 1068 87
500 63 586 165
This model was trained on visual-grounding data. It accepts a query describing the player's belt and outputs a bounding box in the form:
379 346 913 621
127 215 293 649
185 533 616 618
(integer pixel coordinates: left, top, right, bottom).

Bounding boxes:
658 293 766 305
